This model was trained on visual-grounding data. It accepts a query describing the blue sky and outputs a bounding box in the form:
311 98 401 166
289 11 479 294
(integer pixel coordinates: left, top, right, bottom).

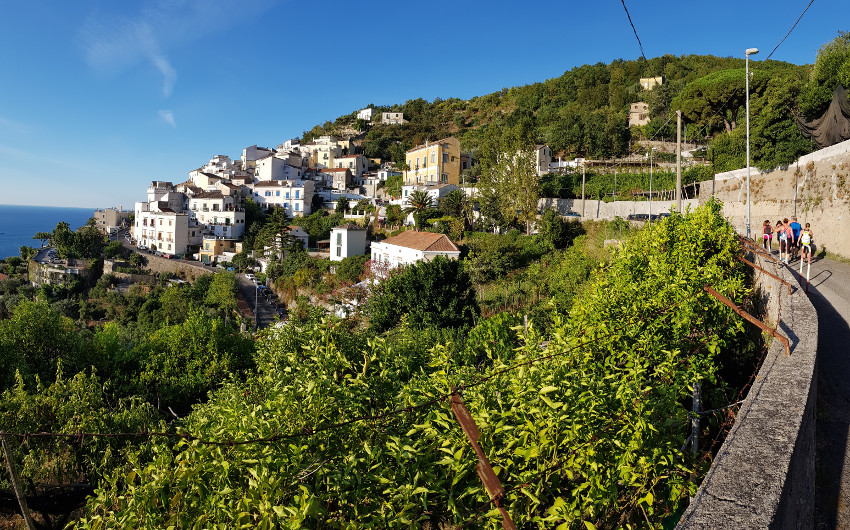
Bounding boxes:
0 0 846 208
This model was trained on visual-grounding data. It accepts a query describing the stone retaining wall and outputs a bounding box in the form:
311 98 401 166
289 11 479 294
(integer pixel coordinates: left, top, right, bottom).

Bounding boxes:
142 254 212 282
677 253 818 528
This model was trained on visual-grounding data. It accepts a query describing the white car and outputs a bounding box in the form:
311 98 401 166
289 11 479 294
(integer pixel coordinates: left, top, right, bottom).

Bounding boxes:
245 273 256 282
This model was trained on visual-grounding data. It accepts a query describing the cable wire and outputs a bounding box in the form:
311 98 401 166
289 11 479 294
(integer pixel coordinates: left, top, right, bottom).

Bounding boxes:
620 0 647 60
764 0 816 62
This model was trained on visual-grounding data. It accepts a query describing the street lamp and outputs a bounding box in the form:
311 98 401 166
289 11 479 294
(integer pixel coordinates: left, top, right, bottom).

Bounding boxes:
745 47 759 238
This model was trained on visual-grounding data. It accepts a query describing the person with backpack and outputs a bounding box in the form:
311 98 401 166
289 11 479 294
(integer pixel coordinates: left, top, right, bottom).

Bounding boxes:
800 223 814 265
762 220 773 252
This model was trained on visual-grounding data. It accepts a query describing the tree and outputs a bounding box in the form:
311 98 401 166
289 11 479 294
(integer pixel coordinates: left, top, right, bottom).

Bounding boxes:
384 174 403 198
538 209 584 250
367 256 478 332
254 207 292 261
801 31 850 119
205 272 238 317
673 69 767 134
104 240 123 259
33 231 52 247
439 189 468 218
403 190 433 229
385 204 405 227
336 197 350 214
478 122 540 234
335 255 368 285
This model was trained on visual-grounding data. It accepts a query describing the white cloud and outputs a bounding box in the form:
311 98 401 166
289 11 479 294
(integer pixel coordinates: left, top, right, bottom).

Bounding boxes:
152 55 177 97
79 1 277 98
158 110 176 128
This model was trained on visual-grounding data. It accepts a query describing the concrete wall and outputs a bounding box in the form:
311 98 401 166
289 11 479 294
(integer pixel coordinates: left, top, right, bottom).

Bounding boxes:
700 137 850 259
538 197 700 219
677 253 818 528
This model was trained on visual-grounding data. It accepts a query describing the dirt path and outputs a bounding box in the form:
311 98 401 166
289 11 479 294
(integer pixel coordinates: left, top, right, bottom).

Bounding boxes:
808 258 850 528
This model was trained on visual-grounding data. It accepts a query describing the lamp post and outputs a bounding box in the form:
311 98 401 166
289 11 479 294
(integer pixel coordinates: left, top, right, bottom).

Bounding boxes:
745 47 759 238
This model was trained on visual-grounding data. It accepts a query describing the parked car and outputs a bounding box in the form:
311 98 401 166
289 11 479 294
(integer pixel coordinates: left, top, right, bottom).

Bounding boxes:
162 253 172 259
245 273 256 282
563 212 581 218
627 214 649 221
137 245 148 252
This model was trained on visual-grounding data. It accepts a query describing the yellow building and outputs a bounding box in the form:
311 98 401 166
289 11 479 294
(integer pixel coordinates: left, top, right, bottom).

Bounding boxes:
404 137 462 186
199 237 243 264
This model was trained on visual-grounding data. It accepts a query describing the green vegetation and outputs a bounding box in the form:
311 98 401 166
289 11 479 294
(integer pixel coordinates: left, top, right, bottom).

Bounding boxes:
42 201 756 529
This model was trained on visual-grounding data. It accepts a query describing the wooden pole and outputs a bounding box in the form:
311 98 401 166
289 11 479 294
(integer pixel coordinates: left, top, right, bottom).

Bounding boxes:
1 432 36 530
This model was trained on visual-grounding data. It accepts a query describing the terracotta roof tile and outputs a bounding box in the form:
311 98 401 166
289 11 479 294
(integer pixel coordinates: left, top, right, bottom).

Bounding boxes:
380 231 459 252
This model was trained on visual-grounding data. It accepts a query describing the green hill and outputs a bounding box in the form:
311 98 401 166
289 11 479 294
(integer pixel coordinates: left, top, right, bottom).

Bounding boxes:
301 35 850 176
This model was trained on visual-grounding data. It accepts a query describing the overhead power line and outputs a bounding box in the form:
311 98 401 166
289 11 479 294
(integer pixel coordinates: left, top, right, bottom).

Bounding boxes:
764 0 816 62
620 0 647 60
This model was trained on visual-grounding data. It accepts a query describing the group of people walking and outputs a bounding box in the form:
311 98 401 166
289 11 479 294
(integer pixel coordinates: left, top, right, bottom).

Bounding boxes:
762 216 814 265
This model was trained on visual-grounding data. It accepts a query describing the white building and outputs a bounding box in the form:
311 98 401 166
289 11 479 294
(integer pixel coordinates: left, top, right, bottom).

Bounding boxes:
534 145 553 176
382 112 407 124
330 223 367 261
188 191 246 239
319 168 352 191
333 154 369 179
242 145 274 171
299 135 344 169
357 108 374 121
254 155 305 181
250 180 315 216
370 231 460 272
133 205 194 256
398 183 459 205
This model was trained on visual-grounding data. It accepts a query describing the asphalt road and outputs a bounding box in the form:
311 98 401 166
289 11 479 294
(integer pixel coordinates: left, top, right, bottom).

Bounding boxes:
236 275 278 329
807 258 850 529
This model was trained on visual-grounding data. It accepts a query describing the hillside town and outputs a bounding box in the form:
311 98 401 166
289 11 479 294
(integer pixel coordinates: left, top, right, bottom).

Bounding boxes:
124 124 553 268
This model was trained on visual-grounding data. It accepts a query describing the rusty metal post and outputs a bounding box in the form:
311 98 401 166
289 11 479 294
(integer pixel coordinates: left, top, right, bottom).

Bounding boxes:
737 256 793 294
1 432 36 530
703 285 790 355
450 391 516 530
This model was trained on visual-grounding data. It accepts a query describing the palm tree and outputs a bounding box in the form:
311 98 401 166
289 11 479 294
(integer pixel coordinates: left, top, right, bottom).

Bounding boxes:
403 190 433 230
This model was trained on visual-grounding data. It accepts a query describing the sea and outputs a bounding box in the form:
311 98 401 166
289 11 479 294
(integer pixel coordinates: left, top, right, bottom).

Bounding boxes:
0 204 97 260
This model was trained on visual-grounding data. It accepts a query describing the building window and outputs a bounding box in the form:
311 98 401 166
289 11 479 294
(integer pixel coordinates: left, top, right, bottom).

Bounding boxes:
431 152 436 164
285 192 290 199
168 244 172 250
442 173 448 183
443 153 449 163
295 190 300 199
336 233 342 245
451 156 455 162
169 220 172 226
336 246 341 257
276 191 280 196
295 203 300 211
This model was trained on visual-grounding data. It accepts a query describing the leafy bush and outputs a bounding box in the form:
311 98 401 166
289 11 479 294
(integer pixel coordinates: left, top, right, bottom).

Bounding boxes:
367 256 479 333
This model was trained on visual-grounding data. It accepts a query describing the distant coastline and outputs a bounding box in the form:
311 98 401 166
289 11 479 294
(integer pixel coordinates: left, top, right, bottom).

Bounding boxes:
0 204 97 260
